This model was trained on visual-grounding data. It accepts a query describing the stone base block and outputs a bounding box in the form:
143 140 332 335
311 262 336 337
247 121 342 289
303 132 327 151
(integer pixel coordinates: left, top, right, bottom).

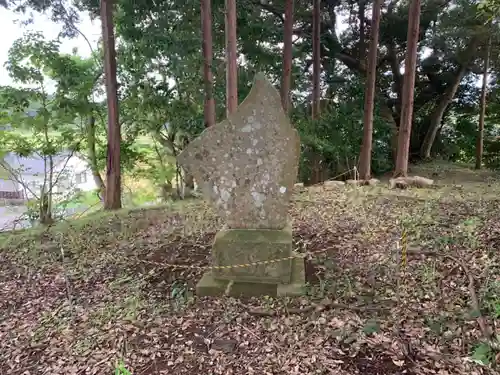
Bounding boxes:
212 222 293 284
196 255 305 298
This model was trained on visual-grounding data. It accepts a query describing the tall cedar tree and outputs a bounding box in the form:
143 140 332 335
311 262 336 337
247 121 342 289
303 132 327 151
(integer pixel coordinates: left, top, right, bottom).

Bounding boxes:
312 0 321 119
202 0 216 127
309 0 322 183
101 0 122 209
358 0 382 180
394 0 421 177
281 0 294 114
475 34 491 169
225 0 238 115
358 0 366 60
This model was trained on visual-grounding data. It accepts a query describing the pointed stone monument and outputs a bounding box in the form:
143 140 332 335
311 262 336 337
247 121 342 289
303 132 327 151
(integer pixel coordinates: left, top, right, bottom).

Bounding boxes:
177 73 305 297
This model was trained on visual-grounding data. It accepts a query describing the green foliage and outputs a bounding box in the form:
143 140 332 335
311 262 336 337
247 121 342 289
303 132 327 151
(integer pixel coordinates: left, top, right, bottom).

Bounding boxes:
484 138 500 170
362 319 380 336
61 189 100 209
114 360 132 375
121 186 158 207
22 199 41 225
0 39 74 221
170 280 193 310
294 80 393 181
0 32 97 150
471 342 496 366
478 0 500 18
4 0 500 189
131 137 176 192
0 31 104 224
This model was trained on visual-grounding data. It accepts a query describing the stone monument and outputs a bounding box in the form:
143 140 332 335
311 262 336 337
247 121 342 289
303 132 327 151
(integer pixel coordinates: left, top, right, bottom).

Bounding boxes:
177 73 305 297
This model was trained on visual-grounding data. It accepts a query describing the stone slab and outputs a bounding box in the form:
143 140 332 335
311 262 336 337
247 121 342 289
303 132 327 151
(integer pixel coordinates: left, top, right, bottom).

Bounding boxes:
324 180 346 189
211 222 293 284
196 256 306 298
177 73 300 229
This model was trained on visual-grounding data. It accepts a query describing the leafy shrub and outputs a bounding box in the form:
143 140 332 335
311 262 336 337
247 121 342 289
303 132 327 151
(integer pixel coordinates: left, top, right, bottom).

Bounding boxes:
484 138 500 170
293 86 393 182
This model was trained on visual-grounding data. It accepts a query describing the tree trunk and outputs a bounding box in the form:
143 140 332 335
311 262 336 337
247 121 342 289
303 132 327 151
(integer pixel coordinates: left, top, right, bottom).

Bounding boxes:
86 114 106 193
420 37 480 159
225 0 238 115
358 0 382 181
39 190 52 225
201 0 216 127
312 0 321 119
358 0 366 60
39 156 53 225
101 0 122 210
40 116 53 225
388 43 403 116
476 35 491 170
181 137 195 198
281 0 294 114
420 69 468 159
394 0 421 178
310 0 322 183
47 154 53 221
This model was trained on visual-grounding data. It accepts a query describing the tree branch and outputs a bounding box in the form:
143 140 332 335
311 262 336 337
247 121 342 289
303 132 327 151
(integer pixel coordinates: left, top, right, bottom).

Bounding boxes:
250 0 284 23
55 0 102 69
0 159 38 199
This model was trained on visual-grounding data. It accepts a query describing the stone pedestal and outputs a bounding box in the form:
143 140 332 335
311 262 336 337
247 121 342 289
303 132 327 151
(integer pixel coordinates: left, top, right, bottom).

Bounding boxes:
178 74 305 298
196 222 306 297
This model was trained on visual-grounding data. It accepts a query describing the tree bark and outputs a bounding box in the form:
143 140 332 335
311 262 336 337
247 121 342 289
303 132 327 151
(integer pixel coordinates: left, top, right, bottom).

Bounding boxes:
394 0 421 178
388 43 403 116
225 0 238 115
358 0 382 181
86 114 106 193
309 0 322 183
358 0 366 60
101 0 121 210
201 0 216 127
420 37 480 159
475 35 491 170
40 111 53 225
312 0 321 119
47 155 53 222
281 0 294 114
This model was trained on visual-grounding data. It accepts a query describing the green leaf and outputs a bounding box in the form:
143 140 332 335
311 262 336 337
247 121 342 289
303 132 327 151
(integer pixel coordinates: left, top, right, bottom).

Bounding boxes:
471 342 493 365
362 320 380 335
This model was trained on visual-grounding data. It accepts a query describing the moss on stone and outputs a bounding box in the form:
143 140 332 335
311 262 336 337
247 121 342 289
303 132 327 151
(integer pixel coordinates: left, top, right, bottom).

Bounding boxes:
212 222 293 284
196 252 306 298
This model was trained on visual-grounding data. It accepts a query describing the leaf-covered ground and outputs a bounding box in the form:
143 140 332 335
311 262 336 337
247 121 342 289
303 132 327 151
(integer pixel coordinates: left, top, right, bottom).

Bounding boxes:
1 162 499 374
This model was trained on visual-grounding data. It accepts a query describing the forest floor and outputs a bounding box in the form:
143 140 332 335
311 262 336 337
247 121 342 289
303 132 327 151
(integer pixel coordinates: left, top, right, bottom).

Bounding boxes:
1 161 499 375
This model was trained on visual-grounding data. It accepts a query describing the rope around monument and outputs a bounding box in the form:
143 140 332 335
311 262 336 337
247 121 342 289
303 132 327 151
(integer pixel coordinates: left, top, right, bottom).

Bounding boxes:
138 230 408 271
139 246 330 271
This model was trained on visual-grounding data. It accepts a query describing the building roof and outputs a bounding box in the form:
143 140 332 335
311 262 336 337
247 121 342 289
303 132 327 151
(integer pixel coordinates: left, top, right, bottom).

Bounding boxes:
3 152 73 176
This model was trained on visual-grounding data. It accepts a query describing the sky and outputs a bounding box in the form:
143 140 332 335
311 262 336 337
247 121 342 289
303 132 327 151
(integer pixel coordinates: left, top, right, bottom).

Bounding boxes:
0 7 481 92
0 8 101 89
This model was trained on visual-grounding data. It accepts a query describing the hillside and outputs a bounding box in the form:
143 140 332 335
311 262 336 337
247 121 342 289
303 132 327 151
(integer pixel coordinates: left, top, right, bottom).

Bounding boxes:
0 163 499 374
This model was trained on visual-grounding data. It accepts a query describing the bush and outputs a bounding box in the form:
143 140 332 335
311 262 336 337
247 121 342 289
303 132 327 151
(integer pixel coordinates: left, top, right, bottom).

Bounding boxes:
484 138 500 170
293 93 393 183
